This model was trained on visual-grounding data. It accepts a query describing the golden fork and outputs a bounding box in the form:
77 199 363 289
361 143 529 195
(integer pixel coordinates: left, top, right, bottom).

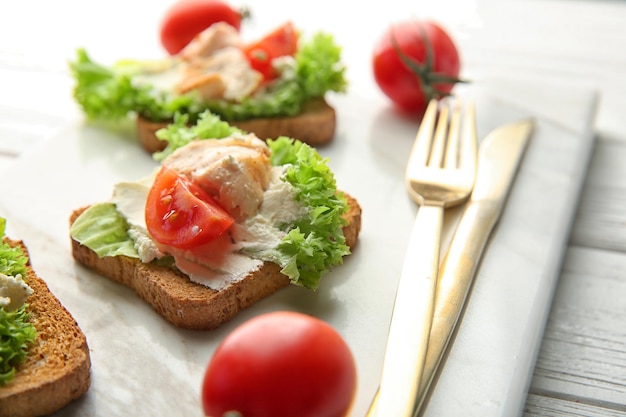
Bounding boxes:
372 99 477 417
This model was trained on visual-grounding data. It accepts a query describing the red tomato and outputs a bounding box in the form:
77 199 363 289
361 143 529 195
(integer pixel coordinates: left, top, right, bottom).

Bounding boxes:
372 20 463 115
145 166 234 249
202 311 357 417
243 21 299 80
159 0 245 55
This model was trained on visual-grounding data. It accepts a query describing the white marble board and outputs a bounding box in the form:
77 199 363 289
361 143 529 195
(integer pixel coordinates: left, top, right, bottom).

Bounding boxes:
0 78 597 416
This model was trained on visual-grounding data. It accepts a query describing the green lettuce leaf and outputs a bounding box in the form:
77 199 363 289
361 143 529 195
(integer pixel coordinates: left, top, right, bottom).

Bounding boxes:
69 32 347 125
0 236 27 281
69 49 203 123
0 305 37 386
153 112 244 161
69 203 139 258
295 32 348 99
0 218 37 387
266 137 349 289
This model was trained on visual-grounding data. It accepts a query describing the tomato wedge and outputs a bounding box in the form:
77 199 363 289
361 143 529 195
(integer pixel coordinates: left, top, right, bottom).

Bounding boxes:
243 21 299 80
146 166 234 249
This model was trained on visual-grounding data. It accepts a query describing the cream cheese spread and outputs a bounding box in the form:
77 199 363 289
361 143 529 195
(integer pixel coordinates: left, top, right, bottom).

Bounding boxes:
0 273 33 311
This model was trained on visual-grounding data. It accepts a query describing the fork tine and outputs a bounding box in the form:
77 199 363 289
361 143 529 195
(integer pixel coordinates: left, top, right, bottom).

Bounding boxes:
411 99 439 166
428 103 449 167
443 101 462 168
458 102 477 174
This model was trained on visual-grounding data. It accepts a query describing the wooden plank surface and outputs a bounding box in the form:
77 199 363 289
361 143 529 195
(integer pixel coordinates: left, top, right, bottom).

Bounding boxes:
524 394 626 417
524 128 626 414
571 139 626 252
515 2 626 410
528 245 626 407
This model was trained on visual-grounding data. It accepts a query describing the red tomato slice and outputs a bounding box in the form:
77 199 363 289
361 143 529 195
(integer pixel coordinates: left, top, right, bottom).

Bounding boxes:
145 166 234 249
243 21 299 80
202 311 357 417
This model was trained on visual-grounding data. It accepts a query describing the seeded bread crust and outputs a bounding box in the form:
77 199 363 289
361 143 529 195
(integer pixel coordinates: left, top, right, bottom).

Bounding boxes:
69 193 361 331
137 98 337 154
0 239 91 417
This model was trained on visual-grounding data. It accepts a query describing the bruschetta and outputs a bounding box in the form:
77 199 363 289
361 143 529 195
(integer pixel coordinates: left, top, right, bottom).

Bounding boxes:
69 114 361 329
70 21 347 152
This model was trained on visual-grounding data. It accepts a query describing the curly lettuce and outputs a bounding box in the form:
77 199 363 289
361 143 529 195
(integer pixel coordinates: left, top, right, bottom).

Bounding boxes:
0 218 37 387
69 49 204 123
70 32 347 124
153 112 244 161
266 137 349 289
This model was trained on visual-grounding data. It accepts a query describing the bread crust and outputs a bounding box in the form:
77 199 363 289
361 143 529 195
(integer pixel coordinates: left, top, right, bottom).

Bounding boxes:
137 98 337 154
0 239 91 417
69 193 361 330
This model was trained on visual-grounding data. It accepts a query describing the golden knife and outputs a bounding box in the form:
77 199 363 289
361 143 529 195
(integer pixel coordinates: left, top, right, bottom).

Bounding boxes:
366 118 535 417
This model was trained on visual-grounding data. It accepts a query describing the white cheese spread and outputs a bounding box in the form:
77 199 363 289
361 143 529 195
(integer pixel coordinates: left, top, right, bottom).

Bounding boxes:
0 273 33 311
132 62 185 94
111 172 166 263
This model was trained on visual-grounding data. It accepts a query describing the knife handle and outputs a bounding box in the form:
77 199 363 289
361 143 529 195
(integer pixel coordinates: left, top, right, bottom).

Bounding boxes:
416 201 500 408
375 204 443 417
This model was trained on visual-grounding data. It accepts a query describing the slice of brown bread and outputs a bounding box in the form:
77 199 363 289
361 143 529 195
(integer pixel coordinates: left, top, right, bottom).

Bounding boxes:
137 98 337 154
69 193 361 330
0 239 91 417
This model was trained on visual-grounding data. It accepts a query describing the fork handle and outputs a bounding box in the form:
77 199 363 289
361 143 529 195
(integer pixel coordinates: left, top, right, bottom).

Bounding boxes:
375 203 444 417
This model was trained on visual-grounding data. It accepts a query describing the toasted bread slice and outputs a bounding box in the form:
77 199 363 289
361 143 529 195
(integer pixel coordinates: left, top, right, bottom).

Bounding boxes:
137 98 337 154
69 193 361 330
0 239 91 417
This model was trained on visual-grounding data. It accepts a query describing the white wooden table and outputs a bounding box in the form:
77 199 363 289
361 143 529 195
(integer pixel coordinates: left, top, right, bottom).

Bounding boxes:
1 0 625 415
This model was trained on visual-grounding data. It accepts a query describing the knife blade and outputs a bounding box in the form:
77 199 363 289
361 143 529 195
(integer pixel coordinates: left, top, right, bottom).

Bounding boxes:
366 118 534 417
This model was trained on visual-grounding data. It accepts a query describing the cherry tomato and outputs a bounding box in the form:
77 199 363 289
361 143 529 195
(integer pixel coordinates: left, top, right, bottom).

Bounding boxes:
202 311 357 417
145 166 234 249
243 21 299 80
159 0 245 55
372 20 463 115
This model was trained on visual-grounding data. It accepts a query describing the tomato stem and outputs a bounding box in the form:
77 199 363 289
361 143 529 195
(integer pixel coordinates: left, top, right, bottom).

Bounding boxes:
390 21 467 102
239 6 252 21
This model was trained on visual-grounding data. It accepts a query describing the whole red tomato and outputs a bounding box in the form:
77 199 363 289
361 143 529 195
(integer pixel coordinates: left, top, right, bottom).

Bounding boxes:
372 20 463 114
159 0 246 55
202 311 357 417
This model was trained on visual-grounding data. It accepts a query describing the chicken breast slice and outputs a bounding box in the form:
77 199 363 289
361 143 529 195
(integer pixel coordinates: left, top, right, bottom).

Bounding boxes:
179 22 242 60
177 47 263 101
163 134 272 221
